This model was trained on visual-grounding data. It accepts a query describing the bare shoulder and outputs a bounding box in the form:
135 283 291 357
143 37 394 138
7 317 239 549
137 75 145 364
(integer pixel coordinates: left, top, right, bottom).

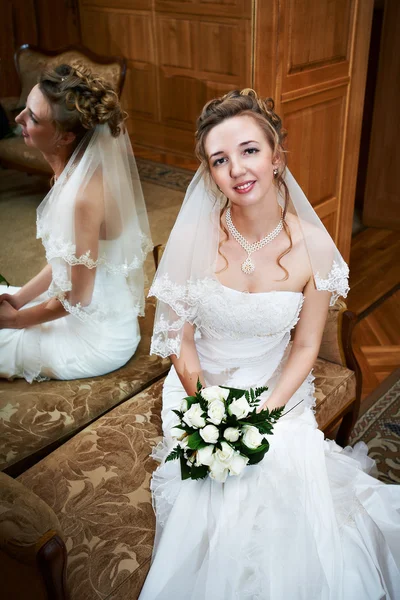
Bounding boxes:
75 169 104 216
285 212 332 251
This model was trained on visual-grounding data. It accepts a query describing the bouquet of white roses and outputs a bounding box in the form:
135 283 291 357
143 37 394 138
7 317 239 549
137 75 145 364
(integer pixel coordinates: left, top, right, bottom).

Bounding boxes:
165 381 285 482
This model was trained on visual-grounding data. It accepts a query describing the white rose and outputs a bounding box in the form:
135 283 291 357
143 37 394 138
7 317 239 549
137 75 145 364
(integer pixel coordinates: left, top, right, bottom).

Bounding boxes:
180 398 189 412
195 444 214 466
242 425 264 450
216 441 234 465
228 396 251 419
201 386 229 404
209 455 229 483
229 452 249 476
223 427 240 443
170 427 185 440
199 424 220 444
207 400 226 425
182 403 206 429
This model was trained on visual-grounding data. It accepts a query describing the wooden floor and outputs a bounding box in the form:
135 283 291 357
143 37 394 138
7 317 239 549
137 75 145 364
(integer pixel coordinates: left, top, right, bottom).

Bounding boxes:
348 227 400 401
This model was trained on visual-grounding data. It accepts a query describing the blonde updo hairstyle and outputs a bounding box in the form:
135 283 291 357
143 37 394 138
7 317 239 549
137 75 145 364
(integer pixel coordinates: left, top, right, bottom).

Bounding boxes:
195 88 291 279
39 63 126 146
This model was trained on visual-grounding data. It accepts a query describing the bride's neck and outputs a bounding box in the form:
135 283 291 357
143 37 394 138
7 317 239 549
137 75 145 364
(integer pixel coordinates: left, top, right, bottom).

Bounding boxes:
229 196 282 242
42 147 71 180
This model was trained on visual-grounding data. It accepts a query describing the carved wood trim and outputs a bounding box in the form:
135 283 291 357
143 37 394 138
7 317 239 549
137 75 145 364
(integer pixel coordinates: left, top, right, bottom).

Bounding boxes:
36 532 68 600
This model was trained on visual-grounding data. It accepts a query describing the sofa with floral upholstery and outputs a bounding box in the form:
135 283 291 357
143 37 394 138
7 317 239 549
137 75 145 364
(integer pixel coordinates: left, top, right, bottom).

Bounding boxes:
0 298 170 477
0 299 361 600
0 43 126 175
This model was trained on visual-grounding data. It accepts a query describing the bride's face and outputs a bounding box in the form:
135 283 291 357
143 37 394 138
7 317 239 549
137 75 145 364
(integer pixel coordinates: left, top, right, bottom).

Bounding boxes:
205 114 279 207
15 85 59 152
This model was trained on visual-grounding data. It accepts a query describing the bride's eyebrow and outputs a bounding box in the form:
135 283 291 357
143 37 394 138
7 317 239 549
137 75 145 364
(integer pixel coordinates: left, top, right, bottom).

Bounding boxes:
239 140 259 147
209 140 259 159
209 150 224 159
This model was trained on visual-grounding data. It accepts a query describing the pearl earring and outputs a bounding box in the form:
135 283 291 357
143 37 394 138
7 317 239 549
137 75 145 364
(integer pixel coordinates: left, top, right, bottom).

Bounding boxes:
273 168 279 177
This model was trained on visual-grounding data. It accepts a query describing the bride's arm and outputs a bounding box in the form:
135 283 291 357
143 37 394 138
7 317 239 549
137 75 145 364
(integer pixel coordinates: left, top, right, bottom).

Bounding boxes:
258 278 331 412
171 322 206 396
0 193 101 330
0 264 53 309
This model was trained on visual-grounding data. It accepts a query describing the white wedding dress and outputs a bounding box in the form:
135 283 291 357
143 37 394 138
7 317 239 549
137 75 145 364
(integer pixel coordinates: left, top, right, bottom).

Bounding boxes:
139 280 400 600
0 240 141 382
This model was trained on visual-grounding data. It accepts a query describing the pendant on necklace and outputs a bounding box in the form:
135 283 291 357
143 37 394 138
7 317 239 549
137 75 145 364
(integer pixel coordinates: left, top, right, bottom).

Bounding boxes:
241 256 255 275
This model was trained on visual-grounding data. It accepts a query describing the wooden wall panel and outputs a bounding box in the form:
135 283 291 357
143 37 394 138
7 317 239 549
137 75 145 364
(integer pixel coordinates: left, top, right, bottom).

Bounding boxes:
159 75 207 129
1 0 82 97
155 0 251 18
80 8 154 62
80 0 151 8
122 63 157 124
79 0 253 157
35 0 80 50
197 20 248 77
80 5 157 133
158 17 196 70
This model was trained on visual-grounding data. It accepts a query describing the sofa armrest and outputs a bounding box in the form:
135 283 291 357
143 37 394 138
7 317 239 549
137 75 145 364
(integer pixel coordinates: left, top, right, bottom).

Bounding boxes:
318 299 350 367
0 472 68 600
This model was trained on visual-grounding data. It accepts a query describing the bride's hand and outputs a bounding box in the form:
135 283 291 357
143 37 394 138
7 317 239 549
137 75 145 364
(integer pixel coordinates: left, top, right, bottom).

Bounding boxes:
0 300 19 329
256 397 285 414
0 292 22 310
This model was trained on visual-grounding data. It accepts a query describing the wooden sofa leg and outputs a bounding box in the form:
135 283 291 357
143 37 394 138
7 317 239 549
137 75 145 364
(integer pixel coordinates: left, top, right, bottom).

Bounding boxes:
37 533 68 600
335 408 357 447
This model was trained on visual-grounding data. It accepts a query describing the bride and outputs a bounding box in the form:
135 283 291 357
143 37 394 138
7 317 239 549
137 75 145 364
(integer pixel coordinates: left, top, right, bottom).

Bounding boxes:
0 64 151 382
139 89 400 599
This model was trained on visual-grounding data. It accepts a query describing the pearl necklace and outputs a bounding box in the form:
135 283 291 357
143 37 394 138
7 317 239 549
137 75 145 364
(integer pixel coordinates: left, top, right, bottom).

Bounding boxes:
225 207 283 274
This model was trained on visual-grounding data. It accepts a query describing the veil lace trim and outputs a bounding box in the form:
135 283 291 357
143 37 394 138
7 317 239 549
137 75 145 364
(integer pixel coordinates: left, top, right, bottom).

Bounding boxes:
315 260 350 306
38 229 153 274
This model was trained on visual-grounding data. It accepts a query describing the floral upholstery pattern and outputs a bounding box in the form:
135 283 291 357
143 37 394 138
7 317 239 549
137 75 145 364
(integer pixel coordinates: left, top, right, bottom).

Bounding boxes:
0 300 170 473
0 472 61 564
318 299 347 367
15 356 355 600
18 379 163 600
314 358 356 429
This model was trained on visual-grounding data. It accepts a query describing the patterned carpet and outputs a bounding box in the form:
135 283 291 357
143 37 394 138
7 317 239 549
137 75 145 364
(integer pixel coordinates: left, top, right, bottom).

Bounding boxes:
136 158 194 192
349 372 400 484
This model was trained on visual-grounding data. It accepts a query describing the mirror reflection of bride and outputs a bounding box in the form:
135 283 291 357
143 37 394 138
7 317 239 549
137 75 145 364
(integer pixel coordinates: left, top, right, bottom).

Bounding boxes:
0 64 151 382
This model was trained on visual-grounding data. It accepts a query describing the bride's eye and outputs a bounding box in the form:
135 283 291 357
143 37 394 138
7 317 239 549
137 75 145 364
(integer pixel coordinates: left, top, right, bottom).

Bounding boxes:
244 147 259 156
212 157 227 167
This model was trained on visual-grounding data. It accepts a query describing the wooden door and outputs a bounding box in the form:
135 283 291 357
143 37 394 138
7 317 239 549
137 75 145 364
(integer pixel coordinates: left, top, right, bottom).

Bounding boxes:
363 0 400 230
254 0 374 260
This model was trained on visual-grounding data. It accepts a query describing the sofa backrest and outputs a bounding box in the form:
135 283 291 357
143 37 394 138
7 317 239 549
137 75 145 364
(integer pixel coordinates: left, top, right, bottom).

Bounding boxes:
14 44 126 110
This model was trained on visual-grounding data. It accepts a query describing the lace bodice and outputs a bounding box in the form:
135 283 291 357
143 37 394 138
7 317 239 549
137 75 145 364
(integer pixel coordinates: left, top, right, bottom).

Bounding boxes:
196 282 304 340
150 276 305 358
